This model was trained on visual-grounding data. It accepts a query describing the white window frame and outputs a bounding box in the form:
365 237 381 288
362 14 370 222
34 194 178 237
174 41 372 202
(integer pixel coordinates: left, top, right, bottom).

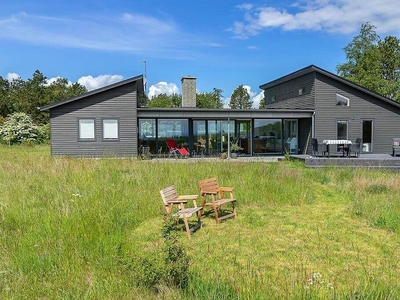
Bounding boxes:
78 118 95 141
336 93 349 106
102 118 119 140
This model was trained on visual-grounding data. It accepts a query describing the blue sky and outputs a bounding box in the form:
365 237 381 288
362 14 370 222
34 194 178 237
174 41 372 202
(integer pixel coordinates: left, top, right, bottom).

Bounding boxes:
1 0 400 108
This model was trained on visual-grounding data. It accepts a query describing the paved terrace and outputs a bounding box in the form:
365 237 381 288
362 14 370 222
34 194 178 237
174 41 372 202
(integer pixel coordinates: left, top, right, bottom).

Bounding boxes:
147 156 284 163
292 154 400 169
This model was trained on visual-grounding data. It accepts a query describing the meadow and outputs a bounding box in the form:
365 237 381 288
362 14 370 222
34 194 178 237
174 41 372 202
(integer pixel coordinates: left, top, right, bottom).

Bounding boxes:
1 145 400 299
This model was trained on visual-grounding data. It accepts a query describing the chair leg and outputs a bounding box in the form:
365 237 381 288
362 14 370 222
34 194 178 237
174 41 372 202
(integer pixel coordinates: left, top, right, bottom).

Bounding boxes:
213 204 219 224
196 210 202 228
182 216 191 239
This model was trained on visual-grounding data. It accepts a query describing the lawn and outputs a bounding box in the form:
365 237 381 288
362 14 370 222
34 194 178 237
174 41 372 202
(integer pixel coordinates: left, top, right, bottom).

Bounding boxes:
1 145 400 299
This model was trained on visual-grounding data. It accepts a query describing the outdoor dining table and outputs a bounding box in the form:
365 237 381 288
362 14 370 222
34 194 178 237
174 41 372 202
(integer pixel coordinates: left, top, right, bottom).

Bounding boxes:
322 140 352 157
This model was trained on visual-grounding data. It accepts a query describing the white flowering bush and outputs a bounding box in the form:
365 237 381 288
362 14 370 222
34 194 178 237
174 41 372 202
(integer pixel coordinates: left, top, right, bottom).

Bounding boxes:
0 112 46 145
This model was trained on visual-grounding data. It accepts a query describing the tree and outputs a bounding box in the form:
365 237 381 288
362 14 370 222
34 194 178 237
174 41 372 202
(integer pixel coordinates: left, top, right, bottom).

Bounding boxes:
337 23 383 91
138 92 149 107
147 93 181 108
229 85 252 109
259 97 266 109
196 88 223 108
0 76 12 118
336 22 400 101
378 36 400 100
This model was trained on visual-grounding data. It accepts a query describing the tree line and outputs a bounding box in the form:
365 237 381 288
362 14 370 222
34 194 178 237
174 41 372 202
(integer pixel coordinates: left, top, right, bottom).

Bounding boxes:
143 85 253 109
0 70 87 125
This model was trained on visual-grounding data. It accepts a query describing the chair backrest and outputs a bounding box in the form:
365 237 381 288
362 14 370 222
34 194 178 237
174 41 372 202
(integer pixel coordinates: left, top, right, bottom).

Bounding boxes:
198 178 219 195
166 139 177 150
160 186 178 212
355 138 362 145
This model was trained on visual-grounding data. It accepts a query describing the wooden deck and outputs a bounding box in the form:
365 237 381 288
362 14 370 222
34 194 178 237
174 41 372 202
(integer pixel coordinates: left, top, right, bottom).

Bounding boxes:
292 154 400 169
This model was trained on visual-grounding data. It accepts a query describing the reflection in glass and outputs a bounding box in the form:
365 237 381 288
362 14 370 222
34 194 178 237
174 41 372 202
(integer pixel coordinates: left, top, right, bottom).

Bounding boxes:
253 119 282 154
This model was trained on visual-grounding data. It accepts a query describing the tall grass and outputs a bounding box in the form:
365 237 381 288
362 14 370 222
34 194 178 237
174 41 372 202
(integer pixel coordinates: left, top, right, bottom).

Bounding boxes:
1 145 400 299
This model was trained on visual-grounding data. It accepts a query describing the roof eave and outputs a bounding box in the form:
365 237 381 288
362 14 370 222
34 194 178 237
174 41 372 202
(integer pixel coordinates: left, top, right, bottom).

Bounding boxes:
39 75 144 111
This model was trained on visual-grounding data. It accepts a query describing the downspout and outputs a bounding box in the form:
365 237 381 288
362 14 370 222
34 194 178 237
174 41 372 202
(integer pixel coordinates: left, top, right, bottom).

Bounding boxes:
227 116 230 158
312 111 316 138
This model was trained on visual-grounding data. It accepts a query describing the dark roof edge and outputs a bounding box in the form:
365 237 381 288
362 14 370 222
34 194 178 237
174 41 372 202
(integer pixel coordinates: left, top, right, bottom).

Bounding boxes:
39 74 144 111
259 65 400 109
137 107 314 113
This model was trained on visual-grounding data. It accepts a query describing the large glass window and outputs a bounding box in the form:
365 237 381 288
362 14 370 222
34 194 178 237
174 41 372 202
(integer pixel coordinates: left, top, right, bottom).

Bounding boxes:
102 119 119 140
78 118 95 141
207 120 234 154
139 119 156 153
158 119 189 155
236 120 251 155
193 120 206 155
253 119 282 154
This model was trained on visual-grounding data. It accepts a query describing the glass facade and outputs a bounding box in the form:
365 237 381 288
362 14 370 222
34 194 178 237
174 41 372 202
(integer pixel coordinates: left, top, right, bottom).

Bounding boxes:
138 118 297 157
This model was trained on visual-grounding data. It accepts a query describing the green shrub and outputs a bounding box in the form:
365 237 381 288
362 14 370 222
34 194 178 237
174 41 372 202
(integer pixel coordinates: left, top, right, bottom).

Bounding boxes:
0 112 46 145
133 215 190 293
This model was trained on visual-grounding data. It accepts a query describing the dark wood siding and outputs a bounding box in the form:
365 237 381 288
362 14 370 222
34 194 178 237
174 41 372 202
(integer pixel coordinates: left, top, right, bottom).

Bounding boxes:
265 73 315 109
50 82 138 157
314 73 400 154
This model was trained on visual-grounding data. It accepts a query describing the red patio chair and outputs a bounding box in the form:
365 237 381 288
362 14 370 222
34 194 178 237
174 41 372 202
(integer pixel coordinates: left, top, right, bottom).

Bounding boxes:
166 139 190 158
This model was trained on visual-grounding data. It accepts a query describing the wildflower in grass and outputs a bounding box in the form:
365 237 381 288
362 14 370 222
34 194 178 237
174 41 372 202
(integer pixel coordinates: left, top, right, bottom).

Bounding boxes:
304 272 334 292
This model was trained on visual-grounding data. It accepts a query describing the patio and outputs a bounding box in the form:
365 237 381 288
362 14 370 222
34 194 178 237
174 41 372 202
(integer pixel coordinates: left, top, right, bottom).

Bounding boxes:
292 153 400 169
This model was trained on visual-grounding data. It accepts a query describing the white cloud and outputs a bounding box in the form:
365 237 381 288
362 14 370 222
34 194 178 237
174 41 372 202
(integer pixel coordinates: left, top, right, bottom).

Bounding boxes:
148 82 179 99
244 85 264 109
251 91 264 109
77 74 124 91
6 72 19 81
231 0 400 38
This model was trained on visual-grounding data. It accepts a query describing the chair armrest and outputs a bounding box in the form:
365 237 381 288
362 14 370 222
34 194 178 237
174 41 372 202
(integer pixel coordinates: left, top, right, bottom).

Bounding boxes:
178 195 198 200
219 187 234 192
167 200 188 204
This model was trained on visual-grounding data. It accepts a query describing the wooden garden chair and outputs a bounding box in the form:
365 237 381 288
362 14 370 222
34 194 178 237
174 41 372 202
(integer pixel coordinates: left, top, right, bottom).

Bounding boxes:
160 186 203 239
197 178 237 224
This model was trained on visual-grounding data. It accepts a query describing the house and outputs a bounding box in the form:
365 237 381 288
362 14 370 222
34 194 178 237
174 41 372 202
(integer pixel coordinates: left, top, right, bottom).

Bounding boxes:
39 65 400 157
261 65 400 154
39 75 144 157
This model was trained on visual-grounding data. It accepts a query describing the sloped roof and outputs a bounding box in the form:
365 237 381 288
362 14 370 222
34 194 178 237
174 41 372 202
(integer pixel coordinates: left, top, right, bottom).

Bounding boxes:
260 65 400 109
39 75 144 111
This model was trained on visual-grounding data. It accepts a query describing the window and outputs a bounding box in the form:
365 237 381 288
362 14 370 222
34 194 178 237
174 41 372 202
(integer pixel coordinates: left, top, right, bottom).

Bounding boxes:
298 87 305 95
103 119 119 140
336 93 349 106
79 118 95 140
271 95 276 102
336 120 348 151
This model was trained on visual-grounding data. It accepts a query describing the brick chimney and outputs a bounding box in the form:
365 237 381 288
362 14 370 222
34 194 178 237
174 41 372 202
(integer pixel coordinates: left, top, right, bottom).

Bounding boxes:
181 76 196 108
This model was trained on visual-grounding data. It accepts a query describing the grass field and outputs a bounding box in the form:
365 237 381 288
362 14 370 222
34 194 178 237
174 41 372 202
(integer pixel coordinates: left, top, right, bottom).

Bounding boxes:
1 145 400 299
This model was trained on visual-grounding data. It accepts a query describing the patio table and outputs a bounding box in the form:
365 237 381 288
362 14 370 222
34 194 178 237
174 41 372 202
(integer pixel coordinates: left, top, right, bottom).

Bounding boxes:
322 140 352 157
